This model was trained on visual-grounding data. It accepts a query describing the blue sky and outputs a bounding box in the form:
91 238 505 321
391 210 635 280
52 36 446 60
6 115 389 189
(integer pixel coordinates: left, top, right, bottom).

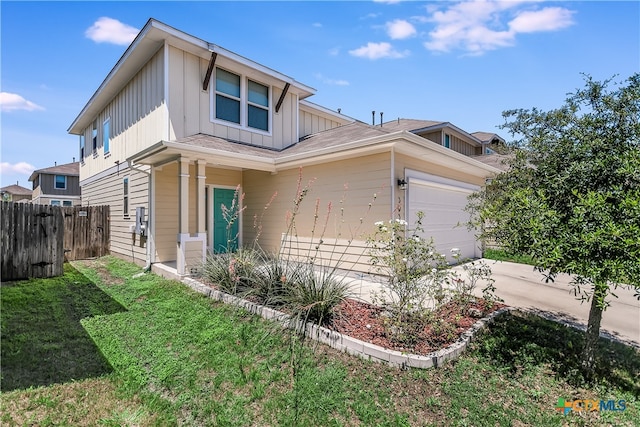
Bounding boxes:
1 1 639 189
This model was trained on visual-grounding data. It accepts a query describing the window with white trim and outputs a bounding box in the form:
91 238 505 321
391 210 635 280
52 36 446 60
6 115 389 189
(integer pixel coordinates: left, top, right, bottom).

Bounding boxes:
54 175 67 190
92 121 98 155
50 200 61 206
123 177 129 217
212 68 270 133
215 68 241 124
63 200 73 207
247 80 269 131
79 135 85 160
103 118 110 154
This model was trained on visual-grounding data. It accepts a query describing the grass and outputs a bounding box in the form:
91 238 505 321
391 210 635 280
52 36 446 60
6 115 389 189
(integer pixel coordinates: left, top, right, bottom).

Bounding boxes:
483 248 536 265
1 256 638 426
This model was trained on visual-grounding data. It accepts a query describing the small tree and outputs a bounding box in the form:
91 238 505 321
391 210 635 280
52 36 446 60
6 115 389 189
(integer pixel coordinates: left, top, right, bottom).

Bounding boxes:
468 73 640 378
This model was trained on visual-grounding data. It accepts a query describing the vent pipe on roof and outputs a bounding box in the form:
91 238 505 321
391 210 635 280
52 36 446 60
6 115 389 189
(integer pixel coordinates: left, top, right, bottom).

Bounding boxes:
372 110 375 126
380 112 383 127
55 162 57 166
337 108 341 114
73 157 75 163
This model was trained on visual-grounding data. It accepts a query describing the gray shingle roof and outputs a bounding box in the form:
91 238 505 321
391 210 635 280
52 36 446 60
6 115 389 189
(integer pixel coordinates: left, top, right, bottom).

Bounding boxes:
379 119 445 133
0 184 32 196
29 162 79 181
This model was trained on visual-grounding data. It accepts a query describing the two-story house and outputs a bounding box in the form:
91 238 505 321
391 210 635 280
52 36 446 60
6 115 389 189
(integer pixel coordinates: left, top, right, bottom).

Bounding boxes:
68 19 501 277
28 161 81 206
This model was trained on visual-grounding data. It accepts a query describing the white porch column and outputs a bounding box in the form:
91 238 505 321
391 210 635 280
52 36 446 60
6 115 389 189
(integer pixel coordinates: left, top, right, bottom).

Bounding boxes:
196 160 206 235
177 158 190 275
196 159 207 264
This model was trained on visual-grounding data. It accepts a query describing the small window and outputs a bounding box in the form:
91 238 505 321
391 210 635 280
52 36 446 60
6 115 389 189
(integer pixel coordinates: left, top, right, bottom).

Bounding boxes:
123 177 129 217
444 134 451 149
63 200 73 207
50 200 61 206
92 121 98 153
215 69 241 124
55 175 67 190
103 118 110 154
247 80 269 131
80 135 85 159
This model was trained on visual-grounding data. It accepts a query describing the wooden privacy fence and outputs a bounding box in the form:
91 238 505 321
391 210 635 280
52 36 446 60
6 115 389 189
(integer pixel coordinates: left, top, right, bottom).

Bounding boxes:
1 202 110 281
1 201 64 280
61 205 109 261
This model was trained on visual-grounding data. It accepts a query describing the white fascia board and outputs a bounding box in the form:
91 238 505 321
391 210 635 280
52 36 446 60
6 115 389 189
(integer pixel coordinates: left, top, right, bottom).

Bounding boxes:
414 122 484 146
162 141 276 172
68 19 158 134
208 43 316 97
397 131 501 175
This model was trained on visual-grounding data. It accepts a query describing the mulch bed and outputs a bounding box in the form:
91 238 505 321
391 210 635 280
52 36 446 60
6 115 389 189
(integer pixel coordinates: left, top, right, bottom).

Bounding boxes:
329 298 506 356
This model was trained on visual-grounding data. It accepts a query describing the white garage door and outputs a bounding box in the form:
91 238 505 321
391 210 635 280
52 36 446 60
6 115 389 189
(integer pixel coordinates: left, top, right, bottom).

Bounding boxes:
406 173 480 262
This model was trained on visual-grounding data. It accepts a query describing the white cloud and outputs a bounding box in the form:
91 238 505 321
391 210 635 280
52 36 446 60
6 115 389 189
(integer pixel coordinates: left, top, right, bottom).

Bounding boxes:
0 92 44 112
422 1 575 55
373 0 403 4
386 19 416 40
1 162 36 176
314 73 349 86
312 22 322 28
349 42 409 60
509 7 575 33
85 17 139 46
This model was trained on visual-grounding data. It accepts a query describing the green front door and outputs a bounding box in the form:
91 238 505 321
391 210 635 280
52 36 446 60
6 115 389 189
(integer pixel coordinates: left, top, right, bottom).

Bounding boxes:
213 188 239 253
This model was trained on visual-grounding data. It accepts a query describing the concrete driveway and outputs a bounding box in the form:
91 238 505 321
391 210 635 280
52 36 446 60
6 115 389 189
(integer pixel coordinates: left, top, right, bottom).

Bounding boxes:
349 259 640 347
479 260 640 347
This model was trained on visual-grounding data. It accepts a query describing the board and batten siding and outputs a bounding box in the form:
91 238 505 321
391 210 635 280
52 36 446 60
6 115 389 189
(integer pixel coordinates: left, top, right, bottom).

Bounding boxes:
298 109 344 139
79 48 165 181
167 46 300 150
242 153 393 257
80 165 150 265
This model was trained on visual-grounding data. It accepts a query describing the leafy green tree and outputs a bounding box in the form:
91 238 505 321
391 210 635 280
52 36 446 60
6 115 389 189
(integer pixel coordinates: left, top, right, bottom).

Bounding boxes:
468 73 640 377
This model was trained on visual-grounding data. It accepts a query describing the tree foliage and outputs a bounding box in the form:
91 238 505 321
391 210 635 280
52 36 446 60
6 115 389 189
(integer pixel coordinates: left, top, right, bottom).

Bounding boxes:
467 73 640 376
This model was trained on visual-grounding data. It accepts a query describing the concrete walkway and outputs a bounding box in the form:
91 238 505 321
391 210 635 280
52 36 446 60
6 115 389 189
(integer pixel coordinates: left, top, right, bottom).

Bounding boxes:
347 259 640 348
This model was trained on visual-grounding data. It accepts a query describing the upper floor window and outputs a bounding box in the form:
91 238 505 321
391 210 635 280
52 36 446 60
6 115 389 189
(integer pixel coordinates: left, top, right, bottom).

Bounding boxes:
54 175 67 190
92 121 98 154
79 135 85 160
215 68 241 124
103 118 110 154
444 134 451 149
248 80 269 131
213 68 270 133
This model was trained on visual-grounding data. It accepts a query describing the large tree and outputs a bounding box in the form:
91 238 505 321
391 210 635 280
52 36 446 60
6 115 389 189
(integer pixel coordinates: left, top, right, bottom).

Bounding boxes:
468 73 640 377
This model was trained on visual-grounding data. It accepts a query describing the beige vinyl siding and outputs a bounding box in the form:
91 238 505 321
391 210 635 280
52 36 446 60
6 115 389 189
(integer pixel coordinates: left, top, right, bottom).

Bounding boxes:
81 166 150 265
167 46 299 150
298 108 344 139
242 153 392 260
394 152 485 208
79 48 165 181
153 162 243 262
154 163 179 262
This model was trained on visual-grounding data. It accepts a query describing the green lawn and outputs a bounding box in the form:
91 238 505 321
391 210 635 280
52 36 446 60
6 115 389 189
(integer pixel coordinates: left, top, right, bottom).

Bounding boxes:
1 256 638 426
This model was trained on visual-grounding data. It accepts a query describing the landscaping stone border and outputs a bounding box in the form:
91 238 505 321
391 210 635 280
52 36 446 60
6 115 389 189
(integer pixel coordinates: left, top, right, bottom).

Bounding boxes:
181 276 515 369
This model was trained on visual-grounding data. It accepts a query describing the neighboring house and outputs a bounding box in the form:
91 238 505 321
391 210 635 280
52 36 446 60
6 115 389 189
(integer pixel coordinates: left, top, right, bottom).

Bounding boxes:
68 18 501 277
0 183 32 203
29 161 81 206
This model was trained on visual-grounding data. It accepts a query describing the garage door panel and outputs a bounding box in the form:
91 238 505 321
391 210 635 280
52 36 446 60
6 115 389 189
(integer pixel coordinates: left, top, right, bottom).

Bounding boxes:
407 177 479 262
